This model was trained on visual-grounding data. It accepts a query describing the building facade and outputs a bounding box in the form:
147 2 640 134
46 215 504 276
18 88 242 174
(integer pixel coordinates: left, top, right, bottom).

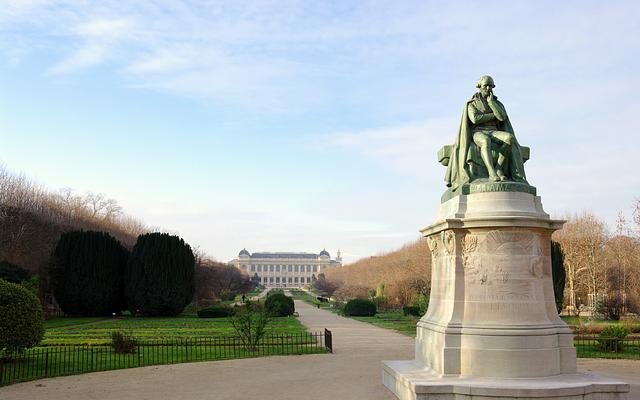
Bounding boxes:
229 249 342 288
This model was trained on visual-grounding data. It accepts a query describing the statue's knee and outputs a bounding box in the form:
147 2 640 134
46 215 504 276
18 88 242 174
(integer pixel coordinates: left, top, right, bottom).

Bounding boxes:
478 138 490 148
474 135 490 148
503 133 514 145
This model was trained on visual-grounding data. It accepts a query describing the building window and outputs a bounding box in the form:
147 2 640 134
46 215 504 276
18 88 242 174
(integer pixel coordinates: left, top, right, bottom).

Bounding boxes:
294 277 298 283
269 277 274 283
276 265 280 272
250 265 255 272
276 277 280 283
306 277 310 283
257 265 262 272
288 277 292 283
288 265 293 272
306 265 311 272
270 265 274 272
294 265 298 272
312 265 317 272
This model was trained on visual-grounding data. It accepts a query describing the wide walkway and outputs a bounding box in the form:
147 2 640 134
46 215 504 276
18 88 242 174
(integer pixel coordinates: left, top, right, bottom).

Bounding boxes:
1 301 638 399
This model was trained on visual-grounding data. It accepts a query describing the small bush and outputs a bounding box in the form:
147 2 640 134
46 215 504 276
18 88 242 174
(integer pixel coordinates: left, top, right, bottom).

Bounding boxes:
0 279 44 357
231 302 270 351
197 306 235 318
111 331 137 354
343 299 376 316
597 325 630 352
265 293 295 317
403 305 422 317
415 293 429 315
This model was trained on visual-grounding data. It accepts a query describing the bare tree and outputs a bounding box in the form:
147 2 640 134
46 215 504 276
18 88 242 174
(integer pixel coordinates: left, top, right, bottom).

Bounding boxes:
554 212 608 314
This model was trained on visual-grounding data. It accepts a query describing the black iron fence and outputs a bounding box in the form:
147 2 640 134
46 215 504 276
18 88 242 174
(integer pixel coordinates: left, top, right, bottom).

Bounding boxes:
574 336 640 360
1 331 331 387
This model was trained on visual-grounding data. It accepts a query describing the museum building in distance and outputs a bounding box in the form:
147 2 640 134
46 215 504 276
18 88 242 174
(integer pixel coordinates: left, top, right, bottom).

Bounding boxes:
229 249 342 288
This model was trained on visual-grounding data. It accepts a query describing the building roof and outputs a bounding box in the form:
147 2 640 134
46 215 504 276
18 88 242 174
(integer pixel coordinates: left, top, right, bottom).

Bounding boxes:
238 248 250 256
319 249 330 257
249 252 320 260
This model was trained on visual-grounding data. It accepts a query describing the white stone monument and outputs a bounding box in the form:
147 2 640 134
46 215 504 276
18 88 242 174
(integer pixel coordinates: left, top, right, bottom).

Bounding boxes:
382 76 629 400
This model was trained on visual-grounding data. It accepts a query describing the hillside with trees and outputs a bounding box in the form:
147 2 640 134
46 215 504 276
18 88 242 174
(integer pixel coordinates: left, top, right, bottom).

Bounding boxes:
1 163 255 315
322 238 431 308
0 164 147 275
320 204 640 316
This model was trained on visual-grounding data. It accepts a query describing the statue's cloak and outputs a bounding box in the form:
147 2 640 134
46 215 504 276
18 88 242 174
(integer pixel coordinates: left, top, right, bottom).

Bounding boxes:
444 94 516 190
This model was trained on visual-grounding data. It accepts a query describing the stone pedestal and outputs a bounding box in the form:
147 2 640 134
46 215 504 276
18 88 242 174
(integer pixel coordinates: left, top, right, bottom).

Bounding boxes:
383 189 629 399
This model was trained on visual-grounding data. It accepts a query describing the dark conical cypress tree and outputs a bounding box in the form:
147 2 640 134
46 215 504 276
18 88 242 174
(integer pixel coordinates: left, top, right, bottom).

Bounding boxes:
51 230 129 316
551 240 566 313
125 232 195 316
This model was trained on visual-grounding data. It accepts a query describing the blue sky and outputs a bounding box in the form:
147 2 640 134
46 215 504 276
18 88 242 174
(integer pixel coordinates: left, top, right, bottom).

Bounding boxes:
1 1 639 263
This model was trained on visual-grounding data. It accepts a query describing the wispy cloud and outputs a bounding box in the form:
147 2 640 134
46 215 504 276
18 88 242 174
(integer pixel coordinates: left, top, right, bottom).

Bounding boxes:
46 17 134 75
2 2 639 114
318 118 454 177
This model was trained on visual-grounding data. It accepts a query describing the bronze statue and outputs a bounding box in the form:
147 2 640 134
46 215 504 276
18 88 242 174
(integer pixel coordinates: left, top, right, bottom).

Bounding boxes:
445 76 527 190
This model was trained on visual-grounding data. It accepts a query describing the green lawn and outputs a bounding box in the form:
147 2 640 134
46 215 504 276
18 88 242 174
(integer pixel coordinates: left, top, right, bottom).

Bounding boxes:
352 311 419 336
288 289 333 309
337 306 640 361
574 337 640 360
1 332 327 387
1 311 327 386
42 314 310 346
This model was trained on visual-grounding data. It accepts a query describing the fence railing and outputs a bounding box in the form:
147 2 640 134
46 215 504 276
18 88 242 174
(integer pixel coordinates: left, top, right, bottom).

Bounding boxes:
0 331 331 387
574 336 639 360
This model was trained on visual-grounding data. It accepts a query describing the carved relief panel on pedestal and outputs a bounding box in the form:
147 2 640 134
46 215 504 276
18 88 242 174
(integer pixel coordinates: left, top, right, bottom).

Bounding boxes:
461 230 545 302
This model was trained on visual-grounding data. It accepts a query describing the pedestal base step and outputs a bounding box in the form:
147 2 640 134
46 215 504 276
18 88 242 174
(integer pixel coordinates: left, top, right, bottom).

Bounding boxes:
382 360 629 400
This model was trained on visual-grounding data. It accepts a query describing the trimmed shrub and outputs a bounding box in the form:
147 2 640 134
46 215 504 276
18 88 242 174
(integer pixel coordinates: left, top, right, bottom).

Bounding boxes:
598 324 630 352
343 298 376 316
264 293 295 317
403 305 422 317
51 230 129 316
111 331 137 354
0 261 31 284
125 233 195 316
197 306 235 318
0 279 44 356
267 288 285 297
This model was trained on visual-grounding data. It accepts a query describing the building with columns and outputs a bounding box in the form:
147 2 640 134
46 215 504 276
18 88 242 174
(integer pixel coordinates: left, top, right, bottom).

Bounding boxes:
229 249 342 288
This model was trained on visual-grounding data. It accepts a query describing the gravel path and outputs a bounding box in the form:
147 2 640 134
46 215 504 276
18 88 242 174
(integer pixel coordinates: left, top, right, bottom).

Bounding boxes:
1 300 637 399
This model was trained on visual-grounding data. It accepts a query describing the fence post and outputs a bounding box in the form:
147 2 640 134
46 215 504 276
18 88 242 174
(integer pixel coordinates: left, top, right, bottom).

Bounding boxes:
44 350 49 377
324 329 332 353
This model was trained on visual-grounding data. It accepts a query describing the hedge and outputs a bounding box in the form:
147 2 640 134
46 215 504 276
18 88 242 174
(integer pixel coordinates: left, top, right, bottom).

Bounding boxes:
343 298 376 316
197 306 236 318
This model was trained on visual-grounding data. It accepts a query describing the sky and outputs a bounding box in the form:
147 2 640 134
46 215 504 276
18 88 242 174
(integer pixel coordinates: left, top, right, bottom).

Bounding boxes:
1 1 639 263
